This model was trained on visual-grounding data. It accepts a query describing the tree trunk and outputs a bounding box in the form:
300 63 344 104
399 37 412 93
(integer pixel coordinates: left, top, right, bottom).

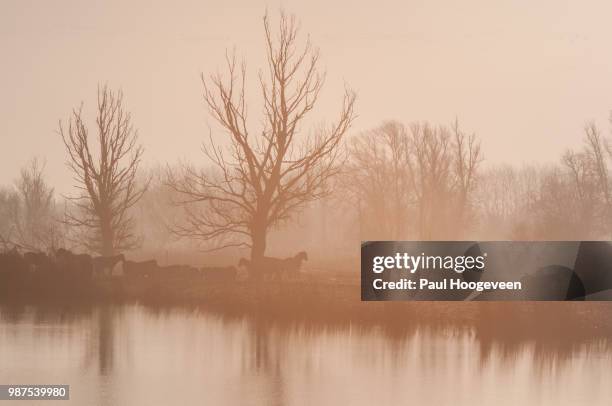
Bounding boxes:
251 229 266 260
100 216 114 257
250 217 268 281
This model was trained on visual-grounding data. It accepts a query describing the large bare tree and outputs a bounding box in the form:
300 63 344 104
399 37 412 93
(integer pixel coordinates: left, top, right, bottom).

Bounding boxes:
168 12 356 262
59 85 147 255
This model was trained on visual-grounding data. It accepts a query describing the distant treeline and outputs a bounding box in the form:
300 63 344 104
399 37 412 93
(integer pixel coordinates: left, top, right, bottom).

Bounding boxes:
2 115 612 265
339 118 612 242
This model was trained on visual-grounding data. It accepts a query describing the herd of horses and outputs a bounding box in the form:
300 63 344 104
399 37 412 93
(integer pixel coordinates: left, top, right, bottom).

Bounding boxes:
0 248 309 285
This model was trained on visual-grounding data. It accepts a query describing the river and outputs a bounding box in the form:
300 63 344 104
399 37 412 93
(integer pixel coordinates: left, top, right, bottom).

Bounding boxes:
1 304 611 405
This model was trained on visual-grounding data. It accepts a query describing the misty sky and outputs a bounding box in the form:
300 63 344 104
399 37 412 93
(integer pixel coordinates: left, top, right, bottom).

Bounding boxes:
1 0 611 194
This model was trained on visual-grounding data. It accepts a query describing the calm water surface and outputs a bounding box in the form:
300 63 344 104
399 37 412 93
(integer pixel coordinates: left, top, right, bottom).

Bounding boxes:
1 304 611 405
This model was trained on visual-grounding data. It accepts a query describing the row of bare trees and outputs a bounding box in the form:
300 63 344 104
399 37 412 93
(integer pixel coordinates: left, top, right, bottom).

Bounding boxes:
2 11 612 263
476 118 612 240
340 120 482 240
3 116 612 257
341 116 612 243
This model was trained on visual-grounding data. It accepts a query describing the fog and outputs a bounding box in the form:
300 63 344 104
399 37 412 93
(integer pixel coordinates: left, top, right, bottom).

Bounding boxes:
2 0 612 196
1 3 612 270
2 6 612 404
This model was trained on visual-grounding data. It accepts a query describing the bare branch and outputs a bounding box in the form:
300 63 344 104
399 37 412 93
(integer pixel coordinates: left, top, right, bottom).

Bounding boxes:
58 84 147 255
168 11 356 257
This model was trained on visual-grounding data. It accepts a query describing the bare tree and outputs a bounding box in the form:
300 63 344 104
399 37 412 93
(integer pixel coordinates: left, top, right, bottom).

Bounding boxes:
167 12 356 263
343 121 412 239
563 148 599 223
477 165 520 238
0 159 62 251
58 85 147 255
13 158 61 251
0 187 20 250
451 119 483 231
561 121 612 238
406 122 454 238
584 122 612 235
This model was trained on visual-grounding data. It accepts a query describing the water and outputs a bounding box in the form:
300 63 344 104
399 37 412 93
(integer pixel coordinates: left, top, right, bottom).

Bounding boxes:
1 304 611 405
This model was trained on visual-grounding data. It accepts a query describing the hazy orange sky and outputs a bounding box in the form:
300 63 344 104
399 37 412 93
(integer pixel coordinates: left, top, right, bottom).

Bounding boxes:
2 0 611 194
